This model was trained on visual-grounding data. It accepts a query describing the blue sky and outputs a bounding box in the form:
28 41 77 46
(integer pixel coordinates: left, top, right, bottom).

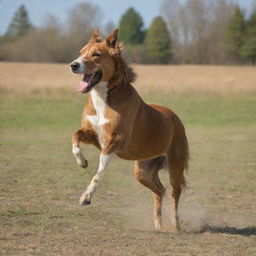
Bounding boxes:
0 0 253 34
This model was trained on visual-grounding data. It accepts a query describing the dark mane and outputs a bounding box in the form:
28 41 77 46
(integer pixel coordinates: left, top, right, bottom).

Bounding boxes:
111 55 137 85
121 57 137 83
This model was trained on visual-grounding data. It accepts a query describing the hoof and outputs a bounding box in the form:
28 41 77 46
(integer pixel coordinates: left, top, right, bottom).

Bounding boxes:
80 159 88 169
79 193 91 206
80 199 91 206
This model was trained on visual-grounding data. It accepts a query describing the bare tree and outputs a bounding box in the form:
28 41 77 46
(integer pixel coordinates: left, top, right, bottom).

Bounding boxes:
162 0 212 63
103 21 116 37
162 0 236 64
161 0 185 63
207 0 237 64
39 14 67 62
66 2 102 59
2 14 67 62
0 2 103 63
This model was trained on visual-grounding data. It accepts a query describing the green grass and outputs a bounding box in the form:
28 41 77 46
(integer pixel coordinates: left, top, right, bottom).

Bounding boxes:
145 93 256 127
0 92 256 256
1 94 255 131
0 207 43 217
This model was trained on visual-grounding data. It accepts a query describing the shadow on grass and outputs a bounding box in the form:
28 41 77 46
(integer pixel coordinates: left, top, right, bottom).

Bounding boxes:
199 225 256 236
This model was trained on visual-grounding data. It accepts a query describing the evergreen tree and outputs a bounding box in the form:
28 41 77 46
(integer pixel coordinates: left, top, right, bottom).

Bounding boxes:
5 5 32 37
241 12 256 64
119 7 144 44
225 6 245 63
145 16 171 64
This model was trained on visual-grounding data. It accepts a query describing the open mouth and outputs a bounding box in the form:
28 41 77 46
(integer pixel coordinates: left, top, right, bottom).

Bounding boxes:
77 70 103 94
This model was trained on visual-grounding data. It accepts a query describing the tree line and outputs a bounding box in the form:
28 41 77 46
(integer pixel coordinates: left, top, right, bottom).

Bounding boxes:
0 0 256 65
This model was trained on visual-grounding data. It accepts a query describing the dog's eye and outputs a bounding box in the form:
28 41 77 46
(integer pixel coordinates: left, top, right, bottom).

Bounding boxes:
92 52 101 57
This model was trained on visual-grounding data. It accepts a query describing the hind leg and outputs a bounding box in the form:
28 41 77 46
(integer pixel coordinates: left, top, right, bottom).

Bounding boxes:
167 153 186 232
170 184 182 232
152 178 164 231
134 160 166 231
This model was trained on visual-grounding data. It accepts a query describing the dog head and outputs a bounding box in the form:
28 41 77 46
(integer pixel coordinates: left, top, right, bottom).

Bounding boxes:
70 28 122 94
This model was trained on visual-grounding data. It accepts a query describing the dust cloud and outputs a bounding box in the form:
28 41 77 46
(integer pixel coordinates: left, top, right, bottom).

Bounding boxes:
120 187 225 233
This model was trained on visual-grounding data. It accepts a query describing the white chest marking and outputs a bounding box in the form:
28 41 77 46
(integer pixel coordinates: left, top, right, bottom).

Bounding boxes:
86 82 109 148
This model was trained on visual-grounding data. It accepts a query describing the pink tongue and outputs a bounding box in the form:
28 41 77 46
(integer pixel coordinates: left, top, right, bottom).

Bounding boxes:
77 80 89 92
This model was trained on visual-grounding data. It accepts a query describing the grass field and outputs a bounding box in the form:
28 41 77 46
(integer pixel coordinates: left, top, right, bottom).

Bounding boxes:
0 62 256 256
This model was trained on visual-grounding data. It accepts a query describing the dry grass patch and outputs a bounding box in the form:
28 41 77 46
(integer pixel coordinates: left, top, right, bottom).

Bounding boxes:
134 64 256 95
1 62 256 95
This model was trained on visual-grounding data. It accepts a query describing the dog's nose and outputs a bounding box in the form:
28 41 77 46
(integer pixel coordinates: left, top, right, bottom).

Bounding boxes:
70 62 80 71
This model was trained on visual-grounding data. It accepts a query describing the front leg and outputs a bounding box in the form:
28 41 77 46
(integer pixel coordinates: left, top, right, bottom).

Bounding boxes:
79 152 113 205
72 128 98 168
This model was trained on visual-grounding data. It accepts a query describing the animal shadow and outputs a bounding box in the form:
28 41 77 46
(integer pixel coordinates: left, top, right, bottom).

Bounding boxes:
199 225 256 236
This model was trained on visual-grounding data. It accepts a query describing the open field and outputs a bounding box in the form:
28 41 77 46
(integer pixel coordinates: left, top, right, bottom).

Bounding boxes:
1 62 256 95
0 62 256 255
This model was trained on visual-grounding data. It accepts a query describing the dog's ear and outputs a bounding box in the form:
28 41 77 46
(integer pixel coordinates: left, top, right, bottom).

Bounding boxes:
106 28 119 48
91 28 102 43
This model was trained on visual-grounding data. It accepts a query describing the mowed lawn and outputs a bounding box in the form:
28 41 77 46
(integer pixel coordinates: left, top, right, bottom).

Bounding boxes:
0 63 256 256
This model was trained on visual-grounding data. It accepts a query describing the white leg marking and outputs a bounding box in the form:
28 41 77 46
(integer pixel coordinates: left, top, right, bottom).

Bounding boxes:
153 201 162 231
154 216 161 231
72 144 87 168
79 153 113 205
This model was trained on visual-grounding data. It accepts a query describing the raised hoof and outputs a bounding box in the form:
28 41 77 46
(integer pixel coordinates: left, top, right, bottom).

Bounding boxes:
79 193 91 206
81 159 88 169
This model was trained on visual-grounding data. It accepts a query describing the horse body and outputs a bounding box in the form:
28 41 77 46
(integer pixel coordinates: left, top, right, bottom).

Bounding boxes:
106 82 174 160
70 28 189 231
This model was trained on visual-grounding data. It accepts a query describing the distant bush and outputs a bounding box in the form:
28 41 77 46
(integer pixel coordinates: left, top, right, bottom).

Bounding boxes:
1 1 256 65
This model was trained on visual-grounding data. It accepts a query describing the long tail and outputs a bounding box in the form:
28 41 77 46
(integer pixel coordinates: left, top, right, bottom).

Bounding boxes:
168 114 189 188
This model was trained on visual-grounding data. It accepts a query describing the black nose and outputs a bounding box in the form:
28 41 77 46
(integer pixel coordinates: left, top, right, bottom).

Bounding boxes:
70 62 80 71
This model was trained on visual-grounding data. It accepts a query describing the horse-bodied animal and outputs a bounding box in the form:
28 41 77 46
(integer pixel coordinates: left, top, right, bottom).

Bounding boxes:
70 29 189 231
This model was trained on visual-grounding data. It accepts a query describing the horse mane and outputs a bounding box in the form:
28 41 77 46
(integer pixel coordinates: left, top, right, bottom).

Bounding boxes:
120 57 137 83
113 55 137 84
108 41 137 85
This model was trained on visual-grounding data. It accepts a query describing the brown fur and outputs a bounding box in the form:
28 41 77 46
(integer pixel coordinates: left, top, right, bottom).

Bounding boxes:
71 29 189 231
